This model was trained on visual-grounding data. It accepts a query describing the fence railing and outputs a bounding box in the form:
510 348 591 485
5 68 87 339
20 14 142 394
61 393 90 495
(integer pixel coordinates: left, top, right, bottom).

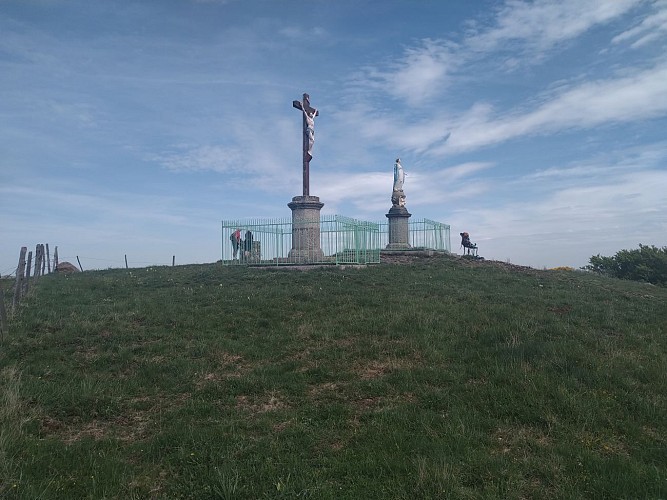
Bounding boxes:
378 218 451 253
222 216 450 266
222 215 381 265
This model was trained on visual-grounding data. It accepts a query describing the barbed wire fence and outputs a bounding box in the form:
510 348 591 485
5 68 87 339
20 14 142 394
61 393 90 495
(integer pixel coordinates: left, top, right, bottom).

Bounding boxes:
1 244 182 340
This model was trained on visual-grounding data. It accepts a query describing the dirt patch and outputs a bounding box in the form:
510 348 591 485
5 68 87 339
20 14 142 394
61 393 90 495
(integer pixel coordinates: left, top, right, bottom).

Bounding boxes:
235 392 287 415
354 358 408 380
548 305 573 315
492 425 552 456
74 346 100 361
272 419 293 432
308 382 339 397
38 393 191 444
41 414 149 444
196 351 252 386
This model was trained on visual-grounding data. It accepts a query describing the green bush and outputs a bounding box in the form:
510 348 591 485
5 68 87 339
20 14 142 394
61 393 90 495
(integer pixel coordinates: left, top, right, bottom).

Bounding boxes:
584 244 667 286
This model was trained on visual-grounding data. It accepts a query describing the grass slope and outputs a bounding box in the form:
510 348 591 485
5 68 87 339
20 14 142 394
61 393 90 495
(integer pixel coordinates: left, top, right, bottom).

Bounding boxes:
1 256 666 499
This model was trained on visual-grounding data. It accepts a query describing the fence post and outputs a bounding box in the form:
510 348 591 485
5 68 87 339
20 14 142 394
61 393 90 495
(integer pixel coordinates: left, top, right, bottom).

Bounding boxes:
46 244 51 274
76 256 83 272
125 255 128 269
25 250 33 295
54 246 59 271
33 244 41 280
41 244 46 276
12 247 27 310
172 256 175 267
0 286 7 340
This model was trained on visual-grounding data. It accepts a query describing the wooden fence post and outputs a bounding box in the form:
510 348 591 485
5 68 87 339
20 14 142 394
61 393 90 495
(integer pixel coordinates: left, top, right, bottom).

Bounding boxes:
25 250 33 295
172 256 175 267
41 244 46 276
54 246 59 271
12 247 27 310
0 286 7 340
76 256 83 272
46 244 51 274
125 255 129 269
33 244 41 280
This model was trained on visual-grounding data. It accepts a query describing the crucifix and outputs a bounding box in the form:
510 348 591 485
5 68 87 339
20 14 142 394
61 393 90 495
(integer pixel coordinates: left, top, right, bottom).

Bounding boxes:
292 93 319 196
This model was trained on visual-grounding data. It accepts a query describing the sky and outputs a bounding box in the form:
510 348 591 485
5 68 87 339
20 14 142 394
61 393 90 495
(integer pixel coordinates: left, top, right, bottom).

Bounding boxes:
2 0 666 273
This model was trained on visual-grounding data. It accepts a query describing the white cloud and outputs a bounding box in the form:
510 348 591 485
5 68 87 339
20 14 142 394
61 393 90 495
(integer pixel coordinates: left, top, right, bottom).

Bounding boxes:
457 163 667 268
157 145 244 173
612 0 667 48
440 61 667 153
278 26 327 39
387 40 456 105
314 162 493 218
354 39 457 107
354 0 643 109
468 0 641 52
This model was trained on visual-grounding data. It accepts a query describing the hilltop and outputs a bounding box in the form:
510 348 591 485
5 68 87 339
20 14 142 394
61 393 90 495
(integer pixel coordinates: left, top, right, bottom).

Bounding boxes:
1 255 666 498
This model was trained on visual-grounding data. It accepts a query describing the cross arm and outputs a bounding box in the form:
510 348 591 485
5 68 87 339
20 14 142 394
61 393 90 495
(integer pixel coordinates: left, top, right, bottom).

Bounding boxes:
293 100 319 116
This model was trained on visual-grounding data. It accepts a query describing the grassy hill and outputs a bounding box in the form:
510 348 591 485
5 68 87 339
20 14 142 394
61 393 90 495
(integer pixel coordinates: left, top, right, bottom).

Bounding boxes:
1 256 666 499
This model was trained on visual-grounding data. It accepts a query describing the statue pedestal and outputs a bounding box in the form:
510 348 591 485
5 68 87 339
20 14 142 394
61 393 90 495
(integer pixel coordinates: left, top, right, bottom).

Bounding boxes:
386 205 412 249
288 196 324 262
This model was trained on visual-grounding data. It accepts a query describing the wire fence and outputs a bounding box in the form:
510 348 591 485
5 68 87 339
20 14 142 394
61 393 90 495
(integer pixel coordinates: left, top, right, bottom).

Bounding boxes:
222 216 450 266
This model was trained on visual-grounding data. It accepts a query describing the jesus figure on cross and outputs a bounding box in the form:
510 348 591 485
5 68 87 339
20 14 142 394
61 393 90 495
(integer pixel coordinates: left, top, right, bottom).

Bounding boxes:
293 93 319 196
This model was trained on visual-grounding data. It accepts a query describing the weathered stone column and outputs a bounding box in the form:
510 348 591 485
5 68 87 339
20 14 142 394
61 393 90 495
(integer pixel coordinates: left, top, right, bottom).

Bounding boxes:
288 195 324 262
386 204 412 249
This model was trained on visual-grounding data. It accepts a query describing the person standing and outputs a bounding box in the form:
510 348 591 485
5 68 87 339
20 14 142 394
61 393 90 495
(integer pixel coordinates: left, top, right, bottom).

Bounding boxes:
230 228 241 259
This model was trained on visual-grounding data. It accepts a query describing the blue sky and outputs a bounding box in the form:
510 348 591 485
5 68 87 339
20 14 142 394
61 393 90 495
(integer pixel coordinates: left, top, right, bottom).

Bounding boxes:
2 0 666 273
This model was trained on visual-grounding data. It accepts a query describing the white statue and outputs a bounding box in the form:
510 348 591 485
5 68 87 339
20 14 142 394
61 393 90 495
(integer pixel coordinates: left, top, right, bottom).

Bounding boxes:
303 106 317 159
393 158 404 192
391 158 406 207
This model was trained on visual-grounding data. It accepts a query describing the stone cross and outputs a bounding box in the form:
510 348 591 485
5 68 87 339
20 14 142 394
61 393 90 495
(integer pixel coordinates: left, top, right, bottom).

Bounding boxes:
292 93 319 196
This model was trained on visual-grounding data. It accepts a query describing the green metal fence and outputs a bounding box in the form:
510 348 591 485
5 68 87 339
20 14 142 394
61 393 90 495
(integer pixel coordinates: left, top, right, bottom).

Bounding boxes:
378 218 451 252
222 215 381 265
221 216 450 266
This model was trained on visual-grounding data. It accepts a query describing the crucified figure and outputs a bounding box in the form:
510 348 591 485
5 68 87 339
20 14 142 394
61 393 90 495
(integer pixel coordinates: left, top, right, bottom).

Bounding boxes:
303 105 317 160
293 93 319 196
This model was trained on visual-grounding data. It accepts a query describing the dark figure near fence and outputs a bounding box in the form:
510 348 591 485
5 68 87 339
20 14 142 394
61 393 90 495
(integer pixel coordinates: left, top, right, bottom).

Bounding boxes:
460 232 478 257
230 228 241 259
241 230 253 262
244 230 254 259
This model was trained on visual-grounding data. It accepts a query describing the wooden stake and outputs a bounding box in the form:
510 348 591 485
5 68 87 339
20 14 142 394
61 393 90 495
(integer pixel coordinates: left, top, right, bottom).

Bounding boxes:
25 250 33 294
76 256 84 272
54 246 59 271
34 244 42 279
41 244 46 276
172 256 175 267
46 244 51 274
13 247 27 310
0 286 7 340
125 255 128 269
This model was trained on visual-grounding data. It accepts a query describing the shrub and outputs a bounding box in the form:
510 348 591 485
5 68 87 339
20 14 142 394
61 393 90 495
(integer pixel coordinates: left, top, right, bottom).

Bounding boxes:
584 244 667 286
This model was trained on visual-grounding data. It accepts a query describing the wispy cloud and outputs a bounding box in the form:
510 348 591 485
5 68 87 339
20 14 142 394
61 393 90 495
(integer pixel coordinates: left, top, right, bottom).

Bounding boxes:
355 1 643 109
369 40 458 106
315 161 493 217
467 0 641 53
452 140 667 267
612 0 667 48
439 60 667 153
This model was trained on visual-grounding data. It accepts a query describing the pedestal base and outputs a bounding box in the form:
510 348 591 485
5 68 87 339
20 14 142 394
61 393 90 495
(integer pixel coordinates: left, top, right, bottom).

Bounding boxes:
288 196 325 262
386 205 412 249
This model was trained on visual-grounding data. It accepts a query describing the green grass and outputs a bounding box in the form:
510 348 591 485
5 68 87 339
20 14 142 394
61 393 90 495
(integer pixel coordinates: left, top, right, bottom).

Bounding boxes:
1 256 666 499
